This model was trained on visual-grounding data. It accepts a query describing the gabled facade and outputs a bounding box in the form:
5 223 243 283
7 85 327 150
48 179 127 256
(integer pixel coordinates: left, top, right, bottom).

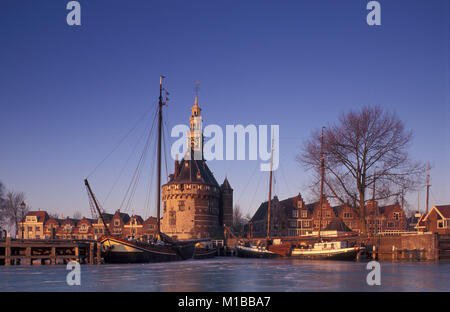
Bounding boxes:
123 215 144 238
18 211 49 239
110 210 130 236
417 205 450 234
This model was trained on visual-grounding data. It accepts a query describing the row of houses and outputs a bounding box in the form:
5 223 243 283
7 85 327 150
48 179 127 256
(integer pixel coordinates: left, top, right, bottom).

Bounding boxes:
18 209 158 240
247 193 450 238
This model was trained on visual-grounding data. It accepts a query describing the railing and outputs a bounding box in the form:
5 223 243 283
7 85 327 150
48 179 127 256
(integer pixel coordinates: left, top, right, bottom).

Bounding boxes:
211 240 224 248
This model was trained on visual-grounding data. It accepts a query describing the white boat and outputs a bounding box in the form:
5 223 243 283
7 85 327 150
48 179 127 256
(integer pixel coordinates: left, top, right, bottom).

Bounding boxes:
291 241 364 260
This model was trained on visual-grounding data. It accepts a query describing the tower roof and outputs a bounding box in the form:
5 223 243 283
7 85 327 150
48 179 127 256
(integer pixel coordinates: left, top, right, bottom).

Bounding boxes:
166 151 219 187
221 177 232 190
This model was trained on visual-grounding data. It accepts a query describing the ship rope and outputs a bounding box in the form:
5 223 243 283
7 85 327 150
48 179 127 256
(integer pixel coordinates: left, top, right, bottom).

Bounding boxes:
119 108 159 213
86 106 154 179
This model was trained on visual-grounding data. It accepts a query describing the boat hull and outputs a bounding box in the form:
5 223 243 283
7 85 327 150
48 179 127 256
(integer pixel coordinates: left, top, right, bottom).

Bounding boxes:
193 248 217 260
236 245 279 258
291 247 363 261
100 236 195 264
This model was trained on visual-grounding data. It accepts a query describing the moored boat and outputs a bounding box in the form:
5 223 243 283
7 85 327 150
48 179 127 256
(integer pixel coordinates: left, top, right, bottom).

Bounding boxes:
85 76 196 264
236 244 279 258
291 241 364 261
193 241 218 259
100 236 194 263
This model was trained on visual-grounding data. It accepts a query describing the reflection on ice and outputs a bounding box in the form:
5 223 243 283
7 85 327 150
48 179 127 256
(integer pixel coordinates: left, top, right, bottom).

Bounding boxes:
0 258 449 291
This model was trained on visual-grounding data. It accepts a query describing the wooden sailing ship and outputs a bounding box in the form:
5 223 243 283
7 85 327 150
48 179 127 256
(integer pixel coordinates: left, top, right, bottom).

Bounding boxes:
290 128 364 260
236 137 291 258
85 76 195 264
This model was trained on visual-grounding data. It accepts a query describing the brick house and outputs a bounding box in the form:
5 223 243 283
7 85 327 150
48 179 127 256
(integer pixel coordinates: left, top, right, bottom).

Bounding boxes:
143 217 158 240
248 192 407 237
110 210 131 236
123 215 144 239
44 217 60 239
250 194 307 237
91 213 113 238
416 205 450 234
74 217 95 240
57 218 78 240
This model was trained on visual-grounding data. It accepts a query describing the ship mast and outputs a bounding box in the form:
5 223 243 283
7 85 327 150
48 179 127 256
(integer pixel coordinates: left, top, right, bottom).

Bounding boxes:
156 75 165 236
426 164 431 214
266 135 275 240
317 127 325 241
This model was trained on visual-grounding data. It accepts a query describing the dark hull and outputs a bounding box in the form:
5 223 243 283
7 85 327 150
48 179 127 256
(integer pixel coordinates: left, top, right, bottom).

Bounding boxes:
236 246 279 259
100 236 195 264
193 248 217 260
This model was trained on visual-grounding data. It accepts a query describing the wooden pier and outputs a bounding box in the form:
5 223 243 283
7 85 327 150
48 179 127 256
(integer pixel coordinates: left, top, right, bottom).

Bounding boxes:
0 237 101 265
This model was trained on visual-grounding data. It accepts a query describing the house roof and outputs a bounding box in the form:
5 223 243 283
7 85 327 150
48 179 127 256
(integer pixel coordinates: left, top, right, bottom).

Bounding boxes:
324 217 352 232
26 211 49 223
379 203 401 217
251 195 302 222
434 205 450 219
126 215 144 225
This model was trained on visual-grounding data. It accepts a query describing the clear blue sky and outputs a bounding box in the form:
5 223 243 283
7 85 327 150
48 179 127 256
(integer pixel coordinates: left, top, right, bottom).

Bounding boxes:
0 0 448 220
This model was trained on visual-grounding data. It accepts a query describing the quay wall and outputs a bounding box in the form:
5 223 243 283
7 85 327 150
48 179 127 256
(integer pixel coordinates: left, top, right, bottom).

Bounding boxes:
371 233 436 261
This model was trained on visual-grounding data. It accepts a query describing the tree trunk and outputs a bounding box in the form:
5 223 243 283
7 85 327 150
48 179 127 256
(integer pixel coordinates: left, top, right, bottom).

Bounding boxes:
359 193 367 235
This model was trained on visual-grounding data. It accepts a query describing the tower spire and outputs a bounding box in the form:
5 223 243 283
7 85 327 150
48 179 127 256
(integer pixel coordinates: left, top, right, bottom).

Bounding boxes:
188 82 203 159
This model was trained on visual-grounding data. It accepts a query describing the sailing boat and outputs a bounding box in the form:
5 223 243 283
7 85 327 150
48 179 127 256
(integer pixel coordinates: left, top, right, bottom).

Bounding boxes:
85 76 195 263
290 128 364 260
236 137 290 258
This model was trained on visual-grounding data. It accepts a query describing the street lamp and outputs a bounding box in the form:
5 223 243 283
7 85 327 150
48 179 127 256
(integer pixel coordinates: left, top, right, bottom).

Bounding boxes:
20 201 26 240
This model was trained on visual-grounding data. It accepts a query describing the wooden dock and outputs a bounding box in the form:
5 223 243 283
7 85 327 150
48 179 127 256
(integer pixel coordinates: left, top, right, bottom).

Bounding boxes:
0 237 101 265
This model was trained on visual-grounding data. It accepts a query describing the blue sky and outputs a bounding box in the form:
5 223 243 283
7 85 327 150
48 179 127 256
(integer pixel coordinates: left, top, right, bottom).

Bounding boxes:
0 0 448 219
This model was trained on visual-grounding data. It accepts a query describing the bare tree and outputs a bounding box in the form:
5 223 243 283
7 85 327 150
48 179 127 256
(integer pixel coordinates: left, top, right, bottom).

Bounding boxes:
3 192 26 236
0 182 6 229
298 106 424 234
232 205 247 236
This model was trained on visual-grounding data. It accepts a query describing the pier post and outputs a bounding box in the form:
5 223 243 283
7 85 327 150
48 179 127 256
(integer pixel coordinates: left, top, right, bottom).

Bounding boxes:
434 234 439 261
25 247 31 265
89 243 94 265
51 247 56 265
5 237 11 266
74 246 79 263
96 242 101 264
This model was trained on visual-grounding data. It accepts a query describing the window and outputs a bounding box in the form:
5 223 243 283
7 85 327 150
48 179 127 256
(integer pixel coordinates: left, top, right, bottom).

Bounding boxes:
169 211 176 226
28 226 32 232
178 200 185 211
438 220 444 229
301 210 308 218
114 220 120 226
394 212 401 221
35 226 40 232
292 210 298 218
297 201 303 209
388 222 394 228
344 212 352 218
